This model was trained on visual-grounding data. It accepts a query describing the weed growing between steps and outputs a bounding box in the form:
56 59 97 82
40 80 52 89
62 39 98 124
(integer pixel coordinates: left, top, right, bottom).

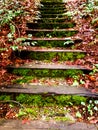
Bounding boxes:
16 95 87 106
27 30 77 38
22 52 85 61
40 9 66 14
0 94 98 122
23 40 76 47
40 6 65 10
35 18 71 23
12 69 83 84
12 69 83 77
27 22 76 29
41 14 67 18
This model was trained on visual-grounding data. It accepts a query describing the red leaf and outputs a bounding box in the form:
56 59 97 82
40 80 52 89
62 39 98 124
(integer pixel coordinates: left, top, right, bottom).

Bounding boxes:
22 119 30 124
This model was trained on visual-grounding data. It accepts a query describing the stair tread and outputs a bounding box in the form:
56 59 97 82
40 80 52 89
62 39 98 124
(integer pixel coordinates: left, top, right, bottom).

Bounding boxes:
40 11 66 14
25 36 82 41
26 28 77 32
26 22 76 29
7 62 91 70
18 47 86 53
35 18 69 20
39 8 66 10
0 84 97 97
40 2 65 4
27 22 75 25
40 13 66 15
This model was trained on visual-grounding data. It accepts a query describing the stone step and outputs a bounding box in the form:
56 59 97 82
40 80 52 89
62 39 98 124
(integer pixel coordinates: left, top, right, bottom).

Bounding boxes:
14 48 86 61
26 37 82 41
7 62 91 70
40 3 65 8
0 84 97 97
17 47 85 53
7 66 90 77
40 1 65 5
34 18 71 23
39 14 67 18
26 28 77 32
26 22 76 29
23 38 82 47
38 7 66 11
23 37 82 47
39 9 66 14
26 29 77 38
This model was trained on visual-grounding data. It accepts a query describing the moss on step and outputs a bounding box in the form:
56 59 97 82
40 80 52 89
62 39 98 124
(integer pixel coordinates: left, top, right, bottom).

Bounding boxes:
40 9 66 14
13 76 33 84
41 14 66 18
13 77 65 84
27 22 76 29
41 1 64 4
20 52 85 61
27 30 77 38
23 40 75 47
40 6 65 10
36 18 71 23
12 69 83 77
40 4 65 8
0 94 87 106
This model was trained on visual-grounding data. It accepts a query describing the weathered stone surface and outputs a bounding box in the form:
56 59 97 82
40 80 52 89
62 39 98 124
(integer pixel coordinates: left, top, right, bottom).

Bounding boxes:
7 63 91 70
0 84 98 97
0 119 97 130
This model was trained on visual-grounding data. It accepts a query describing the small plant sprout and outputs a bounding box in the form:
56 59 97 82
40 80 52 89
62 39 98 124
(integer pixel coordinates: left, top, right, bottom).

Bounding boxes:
10 45 18 51
81 102 86 106
76 111 82 118
94 100 98 105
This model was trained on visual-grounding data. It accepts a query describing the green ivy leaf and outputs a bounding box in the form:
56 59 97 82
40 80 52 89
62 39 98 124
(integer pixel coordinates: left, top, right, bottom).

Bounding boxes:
10 23 15 34
10 45 18 51
15 37 26 42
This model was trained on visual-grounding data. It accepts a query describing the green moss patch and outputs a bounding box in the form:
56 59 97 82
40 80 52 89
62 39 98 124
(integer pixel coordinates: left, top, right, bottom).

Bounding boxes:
27 30 77 38
0 94 87 106
40 6 65 10
27 22 76 29
19 52 85 61
30 52 85 60
41 14 67 18
16 94 87 106
23 40 75 47
12 69 83 77
36 18 71 23
40 9 66 14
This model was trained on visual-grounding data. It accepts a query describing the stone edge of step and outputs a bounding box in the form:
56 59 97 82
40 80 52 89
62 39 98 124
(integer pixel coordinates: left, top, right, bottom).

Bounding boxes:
0 84 98 97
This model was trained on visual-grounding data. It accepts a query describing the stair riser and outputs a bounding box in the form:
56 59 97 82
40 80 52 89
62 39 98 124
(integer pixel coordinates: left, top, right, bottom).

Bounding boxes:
39 7 66 11
40 10 66 14
27 23 76 29
39 8 66 12
41 0 64 3
14 51 85 61
34 18 71 23
26 30 77 37
40 1 65 5
40 4 65 8
9 68 84 77
40 14 66 18
23 40 82 47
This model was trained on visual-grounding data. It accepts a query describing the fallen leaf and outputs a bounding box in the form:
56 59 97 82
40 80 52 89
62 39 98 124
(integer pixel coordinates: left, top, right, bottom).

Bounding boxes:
0 69 7 75
22 119 30 124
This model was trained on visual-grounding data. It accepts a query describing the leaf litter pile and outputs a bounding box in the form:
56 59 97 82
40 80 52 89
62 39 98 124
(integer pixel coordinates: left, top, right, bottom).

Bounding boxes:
0 0 98 123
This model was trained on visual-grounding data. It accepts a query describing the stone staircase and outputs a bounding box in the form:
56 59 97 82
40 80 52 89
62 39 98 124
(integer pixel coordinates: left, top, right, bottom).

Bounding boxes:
0 0 98 97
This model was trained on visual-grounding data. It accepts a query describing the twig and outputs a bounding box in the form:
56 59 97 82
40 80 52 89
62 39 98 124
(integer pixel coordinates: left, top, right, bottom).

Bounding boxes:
0 100 25 109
